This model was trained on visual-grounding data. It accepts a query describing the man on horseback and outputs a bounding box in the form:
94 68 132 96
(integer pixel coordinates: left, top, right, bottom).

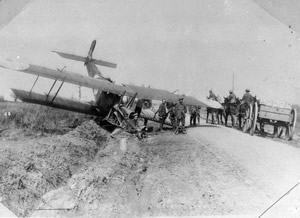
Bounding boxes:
241 89 253 105
206 89 218 124
238 89 253 129
207 89 217 101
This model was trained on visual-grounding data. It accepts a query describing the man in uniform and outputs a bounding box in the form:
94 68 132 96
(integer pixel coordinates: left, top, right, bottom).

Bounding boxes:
227 90 237 127
207 89 217 101
228 90 236 104
189 105 197 126
241 89 253 105
135 98 143 117
154 99 168 131
168 102 177 131
175 97 187 134
238 89 254 128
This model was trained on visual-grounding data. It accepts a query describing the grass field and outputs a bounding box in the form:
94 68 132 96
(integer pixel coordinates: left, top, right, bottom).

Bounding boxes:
0 101 94 135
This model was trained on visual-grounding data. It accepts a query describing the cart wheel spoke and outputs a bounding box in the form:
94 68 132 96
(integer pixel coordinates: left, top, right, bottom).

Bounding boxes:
287 108 297 140
250 102 258 136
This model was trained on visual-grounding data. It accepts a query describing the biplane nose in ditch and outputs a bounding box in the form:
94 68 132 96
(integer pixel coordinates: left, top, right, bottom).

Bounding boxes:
0 41 220 135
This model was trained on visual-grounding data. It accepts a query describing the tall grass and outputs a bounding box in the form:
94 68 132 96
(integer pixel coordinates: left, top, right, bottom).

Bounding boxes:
0 102 94 135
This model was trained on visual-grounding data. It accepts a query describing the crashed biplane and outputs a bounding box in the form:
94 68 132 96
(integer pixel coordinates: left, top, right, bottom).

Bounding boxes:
0 40 222 135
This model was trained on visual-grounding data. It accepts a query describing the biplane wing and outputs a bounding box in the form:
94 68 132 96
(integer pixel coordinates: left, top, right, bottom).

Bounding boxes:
0 58 135 97
11 88 100 116
126 85 222 108
0 58 222 109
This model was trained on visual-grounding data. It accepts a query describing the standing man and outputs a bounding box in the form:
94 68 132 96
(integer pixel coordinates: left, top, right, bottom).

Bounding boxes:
189 105 197 126
227 90 237 127
154 99 168 131
168 102 177 131
135 98 143 117
175 97 187 134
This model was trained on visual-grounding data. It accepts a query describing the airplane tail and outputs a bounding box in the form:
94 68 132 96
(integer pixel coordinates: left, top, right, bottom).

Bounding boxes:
52 40 117 78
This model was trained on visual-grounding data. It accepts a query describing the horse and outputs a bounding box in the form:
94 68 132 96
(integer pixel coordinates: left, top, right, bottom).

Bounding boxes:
206 105 225 125
189 106 197 126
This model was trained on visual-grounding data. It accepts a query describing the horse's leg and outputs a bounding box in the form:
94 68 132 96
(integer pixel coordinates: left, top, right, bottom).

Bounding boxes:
206 109 209 123
225 112 228 126
220 110 224 125
231 114 235 127
222 110 226 125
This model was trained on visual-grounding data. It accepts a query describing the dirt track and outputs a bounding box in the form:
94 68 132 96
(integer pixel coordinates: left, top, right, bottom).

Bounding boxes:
1 120 300 217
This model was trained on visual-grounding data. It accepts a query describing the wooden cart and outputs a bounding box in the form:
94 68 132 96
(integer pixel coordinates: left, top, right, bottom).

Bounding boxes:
249 101 297 140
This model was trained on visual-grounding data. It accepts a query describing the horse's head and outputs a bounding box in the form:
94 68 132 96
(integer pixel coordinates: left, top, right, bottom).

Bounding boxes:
223 97 229 104
252 95 260 104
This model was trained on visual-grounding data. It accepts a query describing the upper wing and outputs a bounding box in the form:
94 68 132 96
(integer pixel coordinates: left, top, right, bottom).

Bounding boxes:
0 59 222 109
126 84 223 109
126 84 178 102
0 59 134 97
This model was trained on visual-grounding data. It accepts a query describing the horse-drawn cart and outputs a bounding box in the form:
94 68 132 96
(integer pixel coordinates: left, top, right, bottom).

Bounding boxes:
249 101 297 140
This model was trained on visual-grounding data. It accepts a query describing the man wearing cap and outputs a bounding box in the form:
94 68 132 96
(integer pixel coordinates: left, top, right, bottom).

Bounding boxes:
175 97 187 134
228 90 237 104
226 90 237 127
154 99 168 131
241 89 253 105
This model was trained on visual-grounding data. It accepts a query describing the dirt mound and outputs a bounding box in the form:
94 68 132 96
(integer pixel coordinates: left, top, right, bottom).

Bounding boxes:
30 132 153 218
0 120 109 217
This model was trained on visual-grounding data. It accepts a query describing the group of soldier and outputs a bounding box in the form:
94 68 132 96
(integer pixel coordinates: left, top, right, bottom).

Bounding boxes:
153 97 191 134
208 88 253 105
123 88 255 138
208 88 255 127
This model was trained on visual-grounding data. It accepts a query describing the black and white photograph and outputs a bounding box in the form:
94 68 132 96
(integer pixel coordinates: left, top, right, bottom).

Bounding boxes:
0 0 300 217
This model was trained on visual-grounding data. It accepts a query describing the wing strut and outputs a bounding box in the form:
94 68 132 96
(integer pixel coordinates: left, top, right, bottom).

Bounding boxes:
51 80 65 103
47 80 58 97
29 76 40 95
50 66 66 103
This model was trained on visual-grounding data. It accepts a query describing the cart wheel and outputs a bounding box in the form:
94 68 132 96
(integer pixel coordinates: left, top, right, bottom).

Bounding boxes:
250 102 258 136
242 104 252 133
286 108 297 140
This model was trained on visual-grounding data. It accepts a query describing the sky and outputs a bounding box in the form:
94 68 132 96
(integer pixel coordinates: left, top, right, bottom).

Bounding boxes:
0 0 300 104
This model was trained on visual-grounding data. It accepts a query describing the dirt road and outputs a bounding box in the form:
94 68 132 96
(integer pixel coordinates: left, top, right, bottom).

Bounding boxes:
2 120 300 217
187 125 300 217
135 124 300 217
